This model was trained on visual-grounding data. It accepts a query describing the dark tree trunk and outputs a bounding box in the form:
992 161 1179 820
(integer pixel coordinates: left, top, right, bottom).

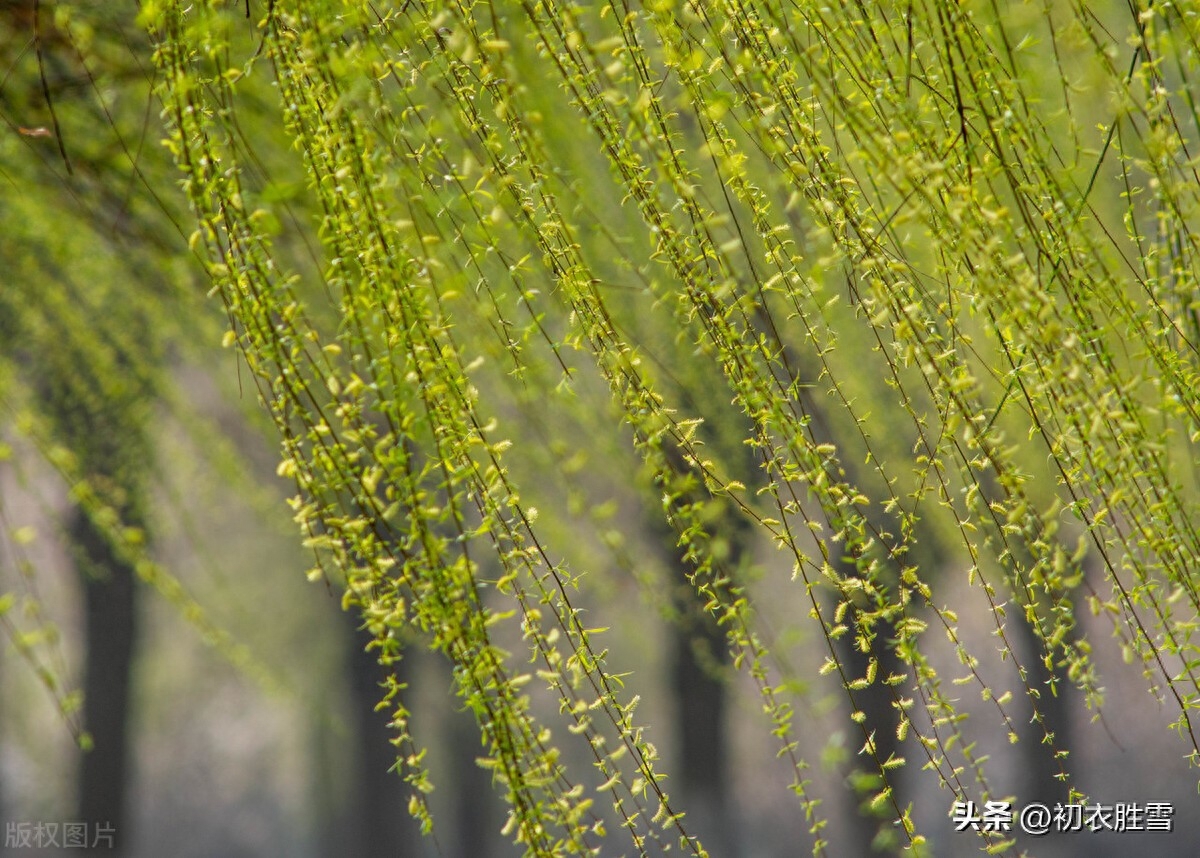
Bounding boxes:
346 616 424 858
72 506 138 857
671 606 736 857
447 687 499 858
1011 607 1073 805
830 613 907 856
657 503 749 857
344 617 508 858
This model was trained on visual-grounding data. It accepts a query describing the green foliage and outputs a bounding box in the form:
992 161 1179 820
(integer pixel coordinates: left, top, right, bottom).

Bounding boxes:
5 0 1200 855
0 0 278 742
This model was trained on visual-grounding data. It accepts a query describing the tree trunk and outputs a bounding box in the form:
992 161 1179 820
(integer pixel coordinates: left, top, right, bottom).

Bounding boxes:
346 617 424 858
671 606 736 857
1011 607 1073 805
72 506 138 857
446 686 499 858
831 614 907 856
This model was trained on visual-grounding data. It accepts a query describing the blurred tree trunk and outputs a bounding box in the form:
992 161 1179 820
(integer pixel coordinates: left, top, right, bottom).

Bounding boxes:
446 687 498 858
657 499 748 857
830 607 906 856
72 506 138 856
346 617 424 858
670 604 736 857
43 377 151 858
1011 607 1073 805
980 473 1075 805
345 616 506 858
